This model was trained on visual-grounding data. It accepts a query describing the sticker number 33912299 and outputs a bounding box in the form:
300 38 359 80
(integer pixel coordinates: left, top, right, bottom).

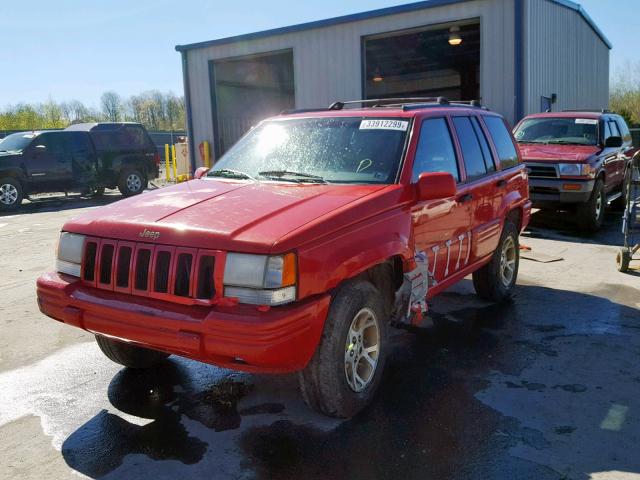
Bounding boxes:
360 119 409 131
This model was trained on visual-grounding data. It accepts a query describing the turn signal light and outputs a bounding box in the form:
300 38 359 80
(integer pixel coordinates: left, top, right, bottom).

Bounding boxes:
562 184 582 191
281 252 297 287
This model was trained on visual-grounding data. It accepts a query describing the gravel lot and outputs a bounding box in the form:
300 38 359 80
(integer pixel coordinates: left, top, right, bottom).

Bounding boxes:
1 192 639 480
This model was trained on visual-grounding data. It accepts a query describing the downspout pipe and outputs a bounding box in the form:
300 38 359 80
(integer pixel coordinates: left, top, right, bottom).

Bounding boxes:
180 50 197 174
514 0 525 122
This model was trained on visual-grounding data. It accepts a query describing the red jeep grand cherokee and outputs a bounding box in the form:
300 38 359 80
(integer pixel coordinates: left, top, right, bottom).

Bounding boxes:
37 98 531 417
514 111 634 231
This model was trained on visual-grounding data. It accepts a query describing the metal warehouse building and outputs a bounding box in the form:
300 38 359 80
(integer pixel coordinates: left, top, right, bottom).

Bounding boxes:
176 0 611 168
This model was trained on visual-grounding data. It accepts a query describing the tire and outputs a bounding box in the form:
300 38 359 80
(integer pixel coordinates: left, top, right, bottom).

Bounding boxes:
473 220 520 302
118 169 146 197
95 335 169 368
0 177 24 211
298 280 388 418
616 248 631 273
577 179 605 232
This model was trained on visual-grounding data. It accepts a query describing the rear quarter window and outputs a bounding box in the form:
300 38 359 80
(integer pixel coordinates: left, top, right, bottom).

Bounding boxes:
483 116 519 169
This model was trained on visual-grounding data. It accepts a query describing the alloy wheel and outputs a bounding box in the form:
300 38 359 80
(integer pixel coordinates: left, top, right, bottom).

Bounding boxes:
344 307 380 393
499 236 517 287
126 174 142 193
0 183 18 206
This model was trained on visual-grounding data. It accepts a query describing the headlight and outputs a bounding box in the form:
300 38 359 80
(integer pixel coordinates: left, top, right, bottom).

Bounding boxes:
223 252 297 305
56 232 85 277
558 163 595 178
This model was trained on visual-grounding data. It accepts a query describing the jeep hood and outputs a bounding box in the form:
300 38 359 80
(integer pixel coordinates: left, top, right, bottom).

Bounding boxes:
518 143 600 163
63 179 389 253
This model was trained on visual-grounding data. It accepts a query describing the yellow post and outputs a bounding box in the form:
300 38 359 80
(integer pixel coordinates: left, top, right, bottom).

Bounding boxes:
164 144 171 181
171 145 178 180
203 141 211 169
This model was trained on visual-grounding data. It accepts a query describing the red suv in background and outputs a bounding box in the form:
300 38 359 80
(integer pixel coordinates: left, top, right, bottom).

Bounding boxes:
514 111 634 231
37 98 531 418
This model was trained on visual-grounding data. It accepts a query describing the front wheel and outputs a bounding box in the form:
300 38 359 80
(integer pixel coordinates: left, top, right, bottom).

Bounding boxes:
95 335 169 368
118 169 146 197
299 281 388 418
0 177 24 211
473 220 520 302
577 179 605 231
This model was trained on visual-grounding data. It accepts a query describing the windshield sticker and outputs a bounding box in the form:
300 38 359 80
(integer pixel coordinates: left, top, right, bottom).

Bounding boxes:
360 119 409 131
575 119 598 125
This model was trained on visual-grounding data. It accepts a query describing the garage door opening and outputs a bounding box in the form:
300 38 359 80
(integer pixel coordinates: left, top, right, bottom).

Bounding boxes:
211 50 295 154
363 20 480 101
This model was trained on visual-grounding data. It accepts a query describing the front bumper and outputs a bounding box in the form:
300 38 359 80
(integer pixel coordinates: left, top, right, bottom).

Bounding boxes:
529 178 594 207
37 272 330 373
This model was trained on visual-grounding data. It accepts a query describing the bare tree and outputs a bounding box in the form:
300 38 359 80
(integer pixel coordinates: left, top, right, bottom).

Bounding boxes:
101 91 123 122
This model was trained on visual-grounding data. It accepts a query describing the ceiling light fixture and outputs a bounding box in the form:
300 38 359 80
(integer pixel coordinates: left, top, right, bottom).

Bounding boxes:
372 68 384 82
448 26 463 46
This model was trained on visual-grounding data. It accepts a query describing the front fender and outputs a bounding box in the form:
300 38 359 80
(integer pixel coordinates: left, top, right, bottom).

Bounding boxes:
296 209 413 299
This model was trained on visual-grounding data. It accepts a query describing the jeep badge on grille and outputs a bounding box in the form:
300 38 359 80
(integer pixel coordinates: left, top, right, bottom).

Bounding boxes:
139 229 160 240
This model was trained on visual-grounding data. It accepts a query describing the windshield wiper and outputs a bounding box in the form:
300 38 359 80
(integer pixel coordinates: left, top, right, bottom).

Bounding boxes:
546 140 589 145
208 169 256 181
258 170 327 183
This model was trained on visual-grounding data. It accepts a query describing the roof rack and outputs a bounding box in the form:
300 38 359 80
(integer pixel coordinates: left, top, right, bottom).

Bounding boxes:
328 97 485 111
562 109 610 114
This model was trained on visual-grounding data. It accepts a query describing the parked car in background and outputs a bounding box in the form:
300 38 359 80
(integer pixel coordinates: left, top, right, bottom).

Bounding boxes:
37 98 531 418
0 122 159 210
514 111 633 231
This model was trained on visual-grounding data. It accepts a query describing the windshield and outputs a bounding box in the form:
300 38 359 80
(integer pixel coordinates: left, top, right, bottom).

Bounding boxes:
514 118 599 146
208 117 410 184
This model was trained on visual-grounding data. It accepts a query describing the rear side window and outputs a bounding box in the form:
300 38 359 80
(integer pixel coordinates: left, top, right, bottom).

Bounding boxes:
68 133 92 155
616 118 632 143
452 116 487 180
608 120 621 138
123 126 148 149
412 118 459 182
483 116 519 169
470 117 495 172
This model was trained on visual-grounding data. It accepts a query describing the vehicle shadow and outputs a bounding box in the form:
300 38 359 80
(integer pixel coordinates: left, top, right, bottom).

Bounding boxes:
526 208 624 248
0 192 124 217
60 282 640 479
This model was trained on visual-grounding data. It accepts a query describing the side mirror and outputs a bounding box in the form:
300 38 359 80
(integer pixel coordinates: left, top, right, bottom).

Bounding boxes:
194 167 209 179
605 136 623 148
416 172 457 201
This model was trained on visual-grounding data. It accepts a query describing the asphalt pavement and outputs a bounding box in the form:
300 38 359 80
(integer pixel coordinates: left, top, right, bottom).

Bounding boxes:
0 192 639 480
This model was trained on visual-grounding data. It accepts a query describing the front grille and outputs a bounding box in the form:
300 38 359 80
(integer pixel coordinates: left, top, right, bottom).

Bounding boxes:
81 237 221 305
527 163 558 178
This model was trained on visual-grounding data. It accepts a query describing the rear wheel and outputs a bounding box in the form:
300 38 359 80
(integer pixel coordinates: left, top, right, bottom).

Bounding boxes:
577 179 605 231
473 220 519 302
118 169 146 197
298 280 388 418
0 178 23 211
95 335 169 368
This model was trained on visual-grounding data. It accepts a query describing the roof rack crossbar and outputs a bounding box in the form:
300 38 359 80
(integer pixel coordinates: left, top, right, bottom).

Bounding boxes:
329 97 451 110
561 109 611 114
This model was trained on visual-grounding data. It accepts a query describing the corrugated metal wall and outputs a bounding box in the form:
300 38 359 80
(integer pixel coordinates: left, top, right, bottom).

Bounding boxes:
523 0 610 115
185 0 516 164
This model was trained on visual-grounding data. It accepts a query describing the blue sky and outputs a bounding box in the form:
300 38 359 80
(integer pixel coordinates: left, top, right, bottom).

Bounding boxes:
0 0 636 108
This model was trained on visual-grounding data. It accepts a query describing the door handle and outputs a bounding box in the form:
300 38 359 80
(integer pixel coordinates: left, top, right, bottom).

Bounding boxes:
457 193 473 204
496 179 507 188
